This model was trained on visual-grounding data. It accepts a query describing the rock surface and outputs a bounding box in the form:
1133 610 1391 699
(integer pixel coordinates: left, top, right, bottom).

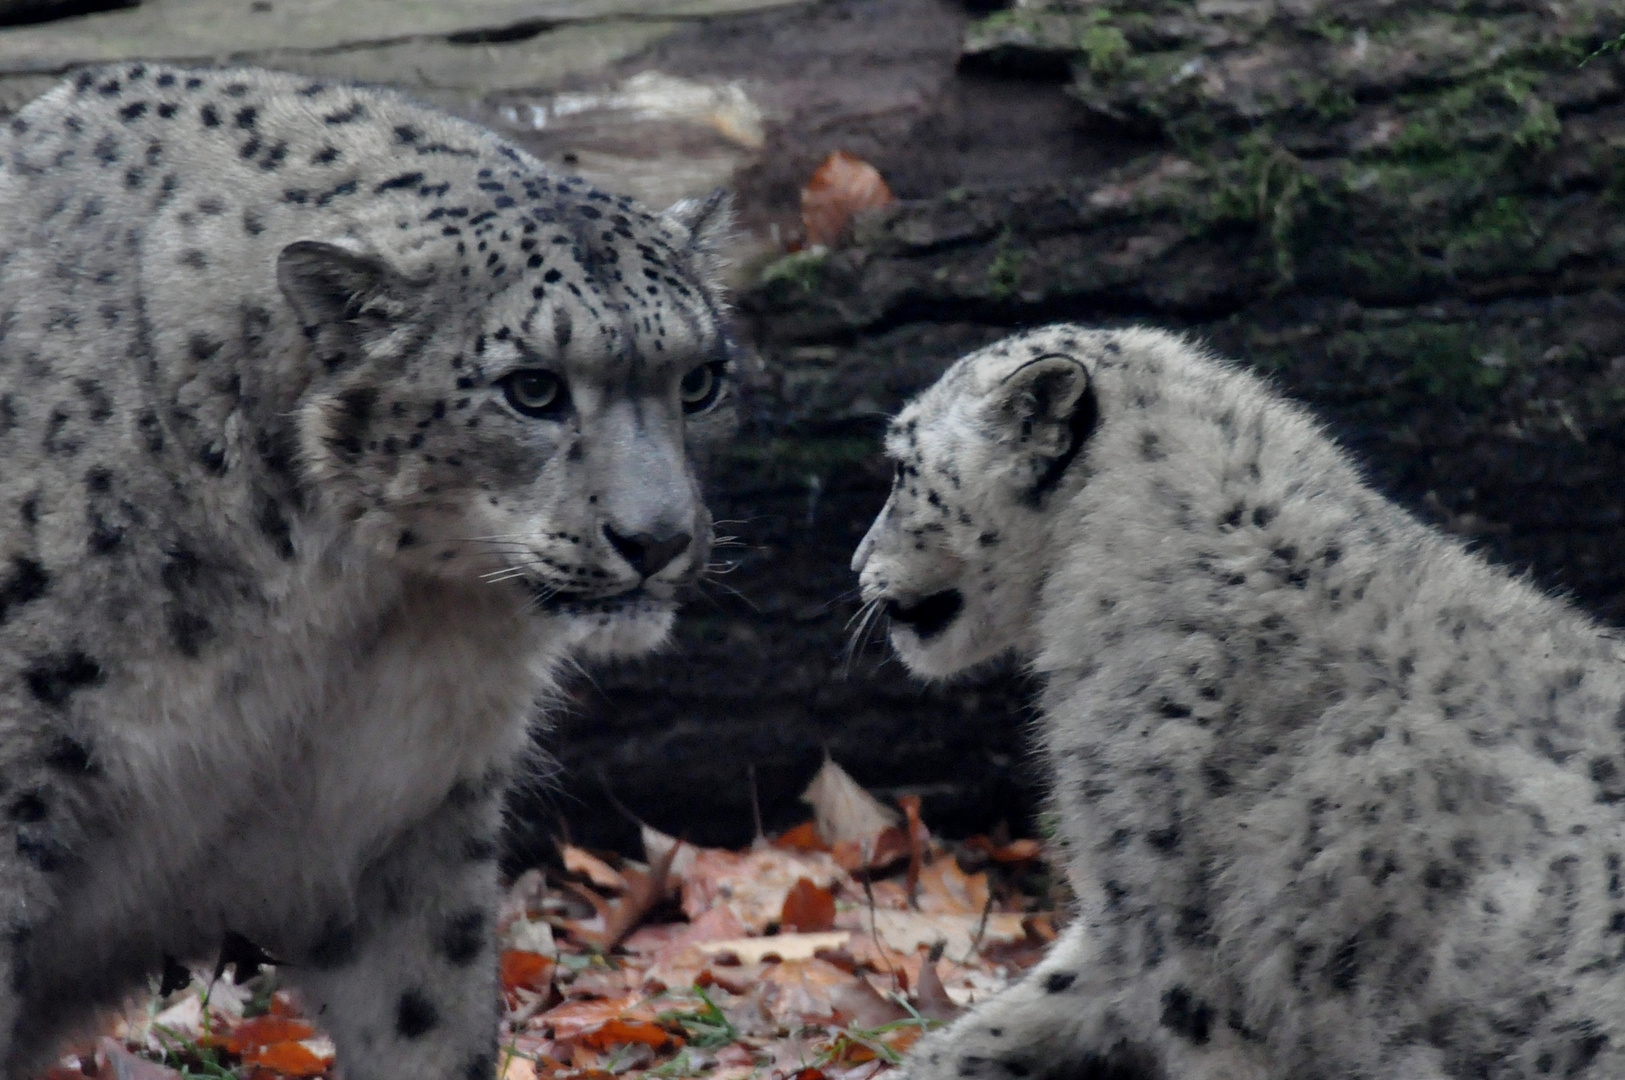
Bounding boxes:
572 0 1625 853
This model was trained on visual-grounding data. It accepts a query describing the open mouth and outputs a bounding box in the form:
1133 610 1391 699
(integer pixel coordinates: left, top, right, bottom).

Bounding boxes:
885 589 964 641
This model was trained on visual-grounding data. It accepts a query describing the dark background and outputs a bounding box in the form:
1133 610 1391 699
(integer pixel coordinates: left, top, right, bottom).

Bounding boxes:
511 0 1625 865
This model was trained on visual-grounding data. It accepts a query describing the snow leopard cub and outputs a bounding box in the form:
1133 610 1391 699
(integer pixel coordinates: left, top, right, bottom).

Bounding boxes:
855 324 1625 1080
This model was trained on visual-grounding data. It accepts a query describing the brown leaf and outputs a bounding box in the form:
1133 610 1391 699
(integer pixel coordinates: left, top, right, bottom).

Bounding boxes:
914 857 990 916
855 909 1026 960
781 877 837 933
641 824 698 885
755 958 881 1027
241 1040 331 1079
222 1014 317 1053
897 795 929 899
965 836 1044 863
697 931 851 965
826 971 913 1030
800 151 895 248
500 949 556 997
771 821 831 853
565 836 681 950
576 1018 682 1053
538 994 658 1041
913 956 963 1023
563 845 628 893
831 826 910 875
679 845 847 932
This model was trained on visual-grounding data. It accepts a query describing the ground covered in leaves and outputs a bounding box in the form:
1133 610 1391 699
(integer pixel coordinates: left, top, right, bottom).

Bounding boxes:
38 761 1060 1080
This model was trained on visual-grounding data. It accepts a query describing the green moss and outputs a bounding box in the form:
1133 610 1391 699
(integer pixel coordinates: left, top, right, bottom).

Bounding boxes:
1077 13 1131 77
1321 321 1513 409
985 229 1030 300
1169 135 1321 287
757 249 827 297
1451 194 1538 258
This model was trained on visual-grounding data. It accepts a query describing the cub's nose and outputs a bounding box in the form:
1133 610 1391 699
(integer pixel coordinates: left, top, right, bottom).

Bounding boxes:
604 525 693 578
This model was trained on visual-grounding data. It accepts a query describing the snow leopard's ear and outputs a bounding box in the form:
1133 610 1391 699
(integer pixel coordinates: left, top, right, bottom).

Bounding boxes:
277 240 419 348
994 354 1098 504
663 188 735 279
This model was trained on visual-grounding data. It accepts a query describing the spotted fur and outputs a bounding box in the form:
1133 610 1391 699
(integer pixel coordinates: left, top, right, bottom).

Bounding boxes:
856 325 1625 1080
0 64 736 1074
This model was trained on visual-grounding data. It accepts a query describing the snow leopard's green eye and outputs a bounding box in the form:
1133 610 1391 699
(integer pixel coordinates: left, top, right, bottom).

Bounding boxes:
679 361 725 413
500 369 567 418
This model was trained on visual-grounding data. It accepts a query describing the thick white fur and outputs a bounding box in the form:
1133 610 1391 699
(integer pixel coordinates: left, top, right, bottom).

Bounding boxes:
0 64 733 1074
857 324 1625 1080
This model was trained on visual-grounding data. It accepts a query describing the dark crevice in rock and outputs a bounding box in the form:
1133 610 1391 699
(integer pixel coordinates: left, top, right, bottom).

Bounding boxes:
0 0 135 27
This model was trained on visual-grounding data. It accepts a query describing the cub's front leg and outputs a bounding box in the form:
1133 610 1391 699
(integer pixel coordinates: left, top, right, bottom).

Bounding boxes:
286 778 506 1080
901 921 1136 1080
900 919 1274 1080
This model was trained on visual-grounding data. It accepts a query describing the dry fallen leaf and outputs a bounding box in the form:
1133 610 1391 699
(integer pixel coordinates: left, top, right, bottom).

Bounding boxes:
576 1018 681 1053
538 994 659 1042
831 826 911 876
641 824 699 885
680 845 847 932
754 957 896 1027
912 956 963 1023
61 762 1058 1080
772 820 831 853
220 1015 316 1054
965 836 1044 863
897 795 930 899
563 845 629 893
801 758 899 848
859 909 1026 961
564 837 681 949
800 151 895 248
697 931 852 965
913 858 990 916
240 1040 330 1079
501 950 557 999
781 877 838 933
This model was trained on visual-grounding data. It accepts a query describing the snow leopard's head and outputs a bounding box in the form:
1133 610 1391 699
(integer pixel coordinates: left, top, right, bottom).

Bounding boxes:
852 327 1098 677
280 175 737 661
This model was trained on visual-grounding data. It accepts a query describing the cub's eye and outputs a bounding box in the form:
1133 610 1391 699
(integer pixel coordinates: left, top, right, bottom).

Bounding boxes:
679 361 726 414
499 369 568 419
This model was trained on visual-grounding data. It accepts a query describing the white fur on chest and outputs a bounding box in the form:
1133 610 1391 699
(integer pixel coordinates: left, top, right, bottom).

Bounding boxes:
49 549 565 959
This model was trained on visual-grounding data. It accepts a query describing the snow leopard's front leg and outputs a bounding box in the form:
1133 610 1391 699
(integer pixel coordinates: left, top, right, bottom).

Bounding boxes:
900 920 1274 1080
900 920 1139 1080
286 776 506 1080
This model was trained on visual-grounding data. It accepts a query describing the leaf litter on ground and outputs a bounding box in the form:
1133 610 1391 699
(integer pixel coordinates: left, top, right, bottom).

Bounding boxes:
35 759 1062 1080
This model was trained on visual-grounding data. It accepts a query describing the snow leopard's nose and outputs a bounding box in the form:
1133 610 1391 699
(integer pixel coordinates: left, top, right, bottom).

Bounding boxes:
604 525 693 578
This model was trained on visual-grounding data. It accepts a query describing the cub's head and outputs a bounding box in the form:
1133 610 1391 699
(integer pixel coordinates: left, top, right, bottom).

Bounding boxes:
278 181 736 660
852 327 1098 677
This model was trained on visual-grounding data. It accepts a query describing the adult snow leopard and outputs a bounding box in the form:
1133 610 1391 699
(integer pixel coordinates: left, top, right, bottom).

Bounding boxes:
0 64 736 1075
855 324 1625 1080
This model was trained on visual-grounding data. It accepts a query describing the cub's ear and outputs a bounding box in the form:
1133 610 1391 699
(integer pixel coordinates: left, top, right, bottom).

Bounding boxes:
663 188 734 278
276 240 416 336
993 354 1098 502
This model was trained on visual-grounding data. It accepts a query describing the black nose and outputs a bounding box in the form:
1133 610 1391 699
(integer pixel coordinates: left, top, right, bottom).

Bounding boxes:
604 525 693 578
